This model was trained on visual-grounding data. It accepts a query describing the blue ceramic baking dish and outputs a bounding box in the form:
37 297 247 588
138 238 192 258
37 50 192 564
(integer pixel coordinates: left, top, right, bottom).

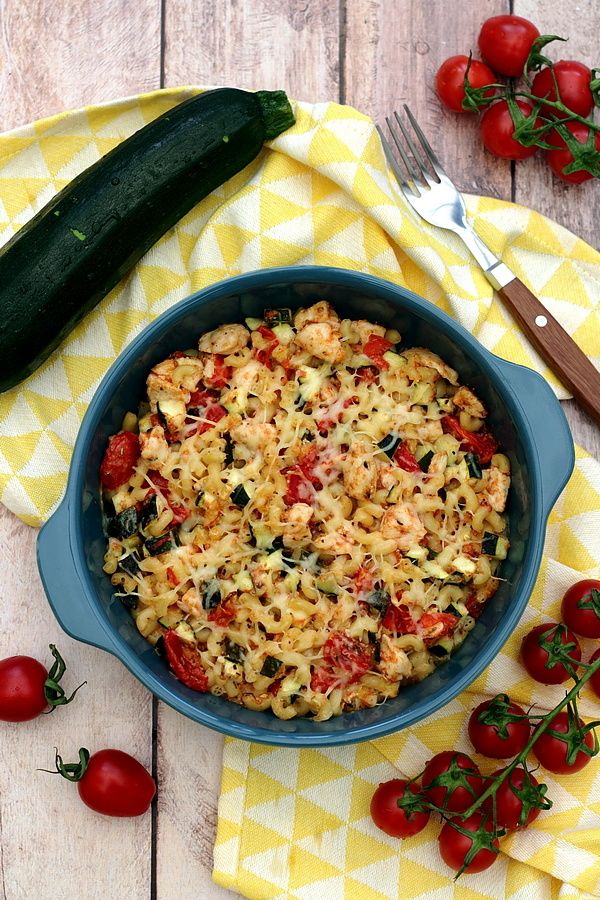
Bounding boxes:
37 266 574 746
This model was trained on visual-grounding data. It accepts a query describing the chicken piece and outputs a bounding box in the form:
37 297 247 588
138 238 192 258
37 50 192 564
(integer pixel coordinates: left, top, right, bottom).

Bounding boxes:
296 322 346 364
484 466 510 512
230 360 263 393
452 386 488 419
177 588 203 619
230 420 277 450
341 439 379 500
312 523 356 555
139 425 169 464
401 419 444 442
316 377 340 405
403 347 458 385
282 503 313 547
378 634 413 681
294 300 339 330
198 323 250 355
380 503 426 551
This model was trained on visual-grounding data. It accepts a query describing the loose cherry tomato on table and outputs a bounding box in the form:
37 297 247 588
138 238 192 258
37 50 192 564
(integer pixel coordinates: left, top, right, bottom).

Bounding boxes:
478 15 540 77
521 622 581 684
544 122 600 185
370 779 430 838
100 431 140 490
588 649 600 700
0 645 83 722
531 61 594 119
435 55 497 113
561 579 600 637
487 766 549 830
532 710 598 774
480 100 539 161
468 694 530 759
438 812 500 875
422 751 483 813
49 747 156 817
163 630 209 691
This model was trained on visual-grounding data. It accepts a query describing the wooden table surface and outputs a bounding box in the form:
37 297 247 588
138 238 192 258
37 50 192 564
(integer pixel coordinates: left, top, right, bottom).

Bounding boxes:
0 2 598 898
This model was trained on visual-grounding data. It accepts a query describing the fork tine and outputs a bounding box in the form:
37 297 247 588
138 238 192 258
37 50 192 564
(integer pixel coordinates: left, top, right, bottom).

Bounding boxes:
392 111 434 185
376 124 420 197
384 116 422 194
403 104 446 178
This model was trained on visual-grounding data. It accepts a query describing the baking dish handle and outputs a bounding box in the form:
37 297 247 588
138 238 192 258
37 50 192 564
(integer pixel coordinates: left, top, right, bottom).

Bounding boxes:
37 499 115 651
494 357 575 515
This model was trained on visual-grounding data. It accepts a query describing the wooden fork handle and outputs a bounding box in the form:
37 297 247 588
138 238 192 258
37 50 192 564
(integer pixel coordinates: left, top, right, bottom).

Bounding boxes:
498 277 600 425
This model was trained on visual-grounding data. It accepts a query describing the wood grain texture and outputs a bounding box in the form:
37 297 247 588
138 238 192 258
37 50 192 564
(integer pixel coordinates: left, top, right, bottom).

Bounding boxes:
513 0 600 249
163 0 339 101
0 505 153 900
0 0 161 132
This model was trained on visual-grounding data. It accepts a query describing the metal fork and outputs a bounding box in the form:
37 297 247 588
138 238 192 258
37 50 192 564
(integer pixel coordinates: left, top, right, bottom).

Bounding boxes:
377 106 600 426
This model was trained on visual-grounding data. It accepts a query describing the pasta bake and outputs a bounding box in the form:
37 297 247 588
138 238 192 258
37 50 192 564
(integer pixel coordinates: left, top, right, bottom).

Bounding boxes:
100 301 510 720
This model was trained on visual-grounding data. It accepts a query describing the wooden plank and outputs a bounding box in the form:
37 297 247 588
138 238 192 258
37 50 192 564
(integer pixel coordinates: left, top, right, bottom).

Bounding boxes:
513 0 600 249
0 0 161 132
162 0 339 100
343 0 512 198
0 505 153 900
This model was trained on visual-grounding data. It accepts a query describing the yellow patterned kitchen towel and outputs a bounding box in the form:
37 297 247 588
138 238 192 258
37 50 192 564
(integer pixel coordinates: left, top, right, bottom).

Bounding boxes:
214 448 600 900
0 88 599 525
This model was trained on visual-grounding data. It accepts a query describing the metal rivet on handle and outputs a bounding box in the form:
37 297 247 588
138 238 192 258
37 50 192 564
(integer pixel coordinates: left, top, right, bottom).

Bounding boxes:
535 315 548 327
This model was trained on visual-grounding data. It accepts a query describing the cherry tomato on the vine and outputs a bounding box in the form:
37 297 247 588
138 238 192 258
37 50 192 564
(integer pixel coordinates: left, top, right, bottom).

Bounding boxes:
531 61 594 119
478 15 540 78
480 100 539 160
370 779 430 838
0 645 82 722
435 55 497 113
487 766 548 830
544 122 600 185
533 711 597 774
438 812 500 875
51 747 156 817
521 623 581 684
468 695 530 759
422 751 483 813
561 579 600 637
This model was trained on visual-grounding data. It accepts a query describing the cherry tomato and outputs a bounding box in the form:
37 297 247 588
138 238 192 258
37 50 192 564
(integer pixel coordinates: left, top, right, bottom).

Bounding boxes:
422 751 483 813
370 779 430 838
0 646 81 722
442 415 498 464
468 695 530 758
323 631 373 684
488 767 546 830
163 630 209 691
480 99 539 160
363 334 393 369
561 579 600 638
382 603 416 634
588 649 600 700
53 747 156 817
544 122 600 184
531 61 593 119
533 710 597 774
478 15 540 77
435 55 497 113
100 431 140 490
438 813 499 874
393 442 421 472
521 622 581 684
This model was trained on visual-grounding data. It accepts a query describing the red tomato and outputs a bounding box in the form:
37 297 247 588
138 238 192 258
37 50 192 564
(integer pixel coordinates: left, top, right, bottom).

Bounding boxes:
100 431 140 490
166 567 179 587
355 565 375 596
480 99 539 160
363 334 393 369
468 695 530 759
438 813 500 874
207 599 236 628
544 122 600 184
561 579 600 638
146 469 170 493
533 710 596 774
168 503 189 525
204 355 232 389
163 630 209 692
382 603 416 634
310 667 339 693
0 656 49 721
488 767 545 830
532 61 593 118
189 389 218 407
465 592 484 619
257 325 277 342
441 415 498 464
323 632 373 684
370 779 430 838
283 472 314 506
355 366 379 384
393 442 421 472
588 648 600 700
478 15 540 77
418 611 458 645
197 404 227 435
75 749 156 817
435 55 497 113
422 751 483 813
521 623 581 684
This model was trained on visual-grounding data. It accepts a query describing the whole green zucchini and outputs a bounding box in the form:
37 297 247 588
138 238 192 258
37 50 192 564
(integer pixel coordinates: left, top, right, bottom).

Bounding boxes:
0 88 295 392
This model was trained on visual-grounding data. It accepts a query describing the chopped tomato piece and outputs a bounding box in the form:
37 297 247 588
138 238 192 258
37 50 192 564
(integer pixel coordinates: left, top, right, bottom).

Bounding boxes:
355 365 379 384
169 504 189 525
204 355 232 389
207 600 236 627
310 668 340 693
355 566 375 596
382 604 417 634
254 325 279 370
442 415 498 465
283 472 314 506
323 631 373 684
393 442 421 472
145 470 170 493
163 630 209 692
169 350 188 359
189 389 218 407
197 404 227 434
418 611 459 645
364 334 393 369
258 325 277 342
465 593 483 619
100 432 140 490
166 568 179 586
